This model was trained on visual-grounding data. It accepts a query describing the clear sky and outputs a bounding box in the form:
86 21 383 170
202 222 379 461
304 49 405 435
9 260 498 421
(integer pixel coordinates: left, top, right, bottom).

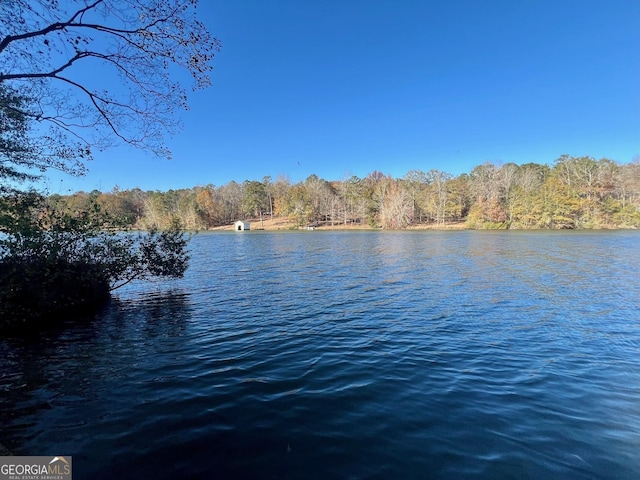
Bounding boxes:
42 0 640 193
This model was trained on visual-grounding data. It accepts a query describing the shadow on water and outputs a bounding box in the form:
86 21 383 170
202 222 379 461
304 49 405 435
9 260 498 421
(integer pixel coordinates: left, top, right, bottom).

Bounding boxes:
0 289 193 458
98 290 193 339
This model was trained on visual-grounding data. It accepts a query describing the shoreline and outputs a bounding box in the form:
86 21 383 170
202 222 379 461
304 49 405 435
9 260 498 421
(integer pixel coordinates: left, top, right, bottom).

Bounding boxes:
206 218 636 232
209 218 468 231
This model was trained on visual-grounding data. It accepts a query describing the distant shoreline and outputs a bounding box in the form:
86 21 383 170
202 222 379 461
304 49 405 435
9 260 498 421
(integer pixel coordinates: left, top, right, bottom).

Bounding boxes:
208 218 468 231
207 218 636 232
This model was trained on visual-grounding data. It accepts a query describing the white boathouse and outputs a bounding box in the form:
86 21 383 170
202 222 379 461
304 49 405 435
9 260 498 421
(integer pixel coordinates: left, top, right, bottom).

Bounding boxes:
234 220 250 231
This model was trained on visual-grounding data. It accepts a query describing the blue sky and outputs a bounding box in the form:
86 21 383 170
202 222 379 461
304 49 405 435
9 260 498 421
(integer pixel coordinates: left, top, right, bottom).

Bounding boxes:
42 0 640 193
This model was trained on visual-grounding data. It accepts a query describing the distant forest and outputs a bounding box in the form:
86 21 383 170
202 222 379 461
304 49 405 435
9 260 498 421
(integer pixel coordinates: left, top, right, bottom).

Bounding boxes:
47 155 640 230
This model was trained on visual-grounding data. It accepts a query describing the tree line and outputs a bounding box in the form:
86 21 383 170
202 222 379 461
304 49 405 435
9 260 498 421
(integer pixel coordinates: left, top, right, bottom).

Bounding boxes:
48 155 640 230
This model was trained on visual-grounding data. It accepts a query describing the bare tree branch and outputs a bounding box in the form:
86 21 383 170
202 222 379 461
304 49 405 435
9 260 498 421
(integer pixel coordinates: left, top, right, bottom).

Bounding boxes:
0 1 105 54
0 0 220 178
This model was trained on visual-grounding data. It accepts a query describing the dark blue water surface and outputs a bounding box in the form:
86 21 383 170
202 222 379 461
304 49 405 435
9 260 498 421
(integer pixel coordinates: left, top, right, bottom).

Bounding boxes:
1 231 640 479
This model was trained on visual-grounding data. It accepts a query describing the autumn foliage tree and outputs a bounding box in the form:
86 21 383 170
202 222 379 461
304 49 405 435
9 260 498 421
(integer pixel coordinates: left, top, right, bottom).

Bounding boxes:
30 157 640 232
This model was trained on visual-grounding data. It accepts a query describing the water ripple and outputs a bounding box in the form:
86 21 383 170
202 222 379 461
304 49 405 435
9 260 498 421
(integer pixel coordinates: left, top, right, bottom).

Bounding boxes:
1 231 639 479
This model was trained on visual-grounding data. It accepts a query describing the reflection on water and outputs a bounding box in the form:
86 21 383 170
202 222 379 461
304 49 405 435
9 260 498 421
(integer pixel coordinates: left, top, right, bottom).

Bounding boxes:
0 293 192 453
1 231 640 479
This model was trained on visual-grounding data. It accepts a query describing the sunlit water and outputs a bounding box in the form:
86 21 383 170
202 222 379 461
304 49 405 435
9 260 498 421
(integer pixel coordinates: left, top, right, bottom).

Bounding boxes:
1 231 639 479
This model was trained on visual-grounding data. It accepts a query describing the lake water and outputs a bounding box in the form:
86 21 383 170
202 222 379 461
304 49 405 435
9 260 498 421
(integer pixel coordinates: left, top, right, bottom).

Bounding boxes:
1 231 639 479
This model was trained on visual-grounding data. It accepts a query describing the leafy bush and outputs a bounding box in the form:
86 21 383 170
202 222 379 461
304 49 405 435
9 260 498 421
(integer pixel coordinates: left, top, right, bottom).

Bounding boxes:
0 193 189 331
